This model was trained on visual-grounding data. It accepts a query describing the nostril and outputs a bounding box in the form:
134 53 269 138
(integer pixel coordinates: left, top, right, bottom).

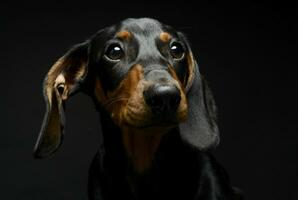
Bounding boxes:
144 85 181 115
147 94 162 109
169 94 181 108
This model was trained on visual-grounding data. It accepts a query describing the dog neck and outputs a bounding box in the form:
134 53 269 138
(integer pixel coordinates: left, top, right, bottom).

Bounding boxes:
96 107 171 173
121 125 169 173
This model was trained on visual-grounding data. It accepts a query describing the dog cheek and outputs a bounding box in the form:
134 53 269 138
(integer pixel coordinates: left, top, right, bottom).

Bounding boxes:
110 64 145 126
105 91 129 126
123 82 151 126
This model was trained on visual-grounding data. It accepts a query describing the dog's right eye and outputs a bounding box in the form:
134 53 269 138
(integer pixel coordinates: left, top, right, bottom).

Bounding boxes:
104 44 124 61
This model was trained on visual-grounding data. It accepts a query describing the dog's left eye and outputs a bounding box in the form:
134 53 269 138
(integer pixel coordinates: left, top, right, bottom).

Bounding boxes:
105 44 124 61
170 42 185 60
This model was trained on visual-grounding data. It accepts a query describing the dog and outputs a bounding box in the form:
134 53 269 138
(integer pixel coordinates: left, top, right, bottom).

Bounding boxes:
33 18 242 200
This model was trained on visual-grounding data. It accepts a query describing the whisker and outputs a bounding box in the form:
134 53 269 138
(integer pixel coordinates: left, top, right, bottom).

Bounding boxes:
103 97 129 108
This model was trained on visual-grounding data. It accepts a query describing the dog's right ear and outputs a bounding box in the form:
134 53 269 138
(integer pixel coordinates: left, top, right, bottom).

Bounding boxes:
33 42 89 158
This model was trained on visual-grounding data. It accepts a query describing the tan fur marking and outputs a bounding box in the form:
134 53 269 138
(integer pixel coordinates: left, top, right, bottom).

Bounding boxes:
176 88 188 122
160 32 172 42
123 80 152 127
168 65 188 122
185 52 195 92
105 64 144 126
168 65 182 88
122 126 167 173
116 30 132 40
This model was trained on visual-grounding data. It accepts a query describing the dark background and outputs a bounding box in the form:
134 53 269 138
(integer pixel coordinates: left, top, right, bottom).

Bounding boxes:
1 1 296 199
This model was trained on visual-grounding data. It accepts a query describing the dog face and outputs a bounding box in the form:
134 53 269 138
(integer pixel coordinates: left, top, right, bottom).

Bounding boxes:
33 18 219 159
90 18 194 129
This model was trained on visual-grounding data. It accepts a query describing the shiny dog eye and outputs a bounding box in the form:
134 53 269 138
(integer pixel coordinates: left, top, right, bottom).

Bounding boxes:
105 44 124 61
170 42 185 60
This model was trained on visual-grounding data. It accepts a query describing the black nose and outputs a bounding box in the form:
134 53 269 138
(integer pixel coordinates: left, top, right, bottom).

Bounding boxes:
144 85 181 115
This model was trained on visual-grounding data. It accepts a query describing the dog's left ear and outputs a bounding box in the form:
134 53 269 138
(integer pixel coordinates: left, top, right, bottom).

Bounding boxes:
33 42 89 158
178 33 219 150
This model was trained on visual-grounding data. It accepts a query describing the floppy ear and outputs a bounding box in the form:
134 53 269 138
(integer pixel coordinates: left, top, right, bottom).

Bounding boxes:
179 63 219 150
178 33 219 150
33 42 89 158
179 64 220 150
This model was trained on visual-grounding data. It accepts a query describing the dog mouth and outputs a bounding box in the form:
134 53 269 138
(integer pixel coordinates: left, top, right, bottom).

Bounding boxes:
123 105 180 129
127 119 178 129
115 78 188 130
122 95 187 129
122 120 178 135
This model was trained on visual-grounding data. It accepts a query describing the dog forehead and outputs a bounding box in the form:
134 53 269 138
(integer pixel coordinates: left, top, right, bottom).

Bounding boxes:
119 18 164 34
91 18 177 47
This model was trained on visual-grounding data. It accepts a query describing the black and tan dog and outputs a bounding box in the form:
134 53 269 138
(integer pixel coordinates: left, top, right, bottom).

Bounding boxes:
33 18 242 200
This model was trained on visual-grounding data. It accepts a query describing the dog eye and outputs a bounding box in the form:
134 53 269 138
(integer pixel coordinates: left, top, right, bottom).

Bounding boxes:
170 42 185 60
105 44 124 61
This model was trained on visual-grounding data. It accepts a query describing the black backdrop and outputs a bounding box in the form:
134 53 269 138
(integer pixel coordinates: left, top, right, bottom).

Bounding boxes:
1 1 296 200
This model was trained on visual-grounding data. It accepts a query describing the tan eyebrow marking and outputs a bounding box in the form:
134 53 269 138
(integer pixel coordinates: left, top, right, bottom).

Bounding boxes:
160 32 172 42
116 30 132 40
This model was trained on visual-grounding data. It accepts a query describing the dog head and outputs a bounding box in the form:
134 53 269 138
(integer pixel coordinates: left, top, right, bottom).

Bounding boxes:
33 18 219 158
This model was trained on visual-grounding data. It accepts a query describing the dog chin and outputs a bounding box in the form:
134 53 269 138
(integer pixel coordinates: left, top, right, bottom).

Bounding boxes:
122 122 176 135
123 116 178 130
122 108 182 131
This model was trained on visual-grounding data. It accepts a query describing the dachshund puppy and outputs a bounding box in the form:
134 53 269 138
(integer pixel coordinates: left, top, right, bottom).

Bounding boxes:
33 18 242 200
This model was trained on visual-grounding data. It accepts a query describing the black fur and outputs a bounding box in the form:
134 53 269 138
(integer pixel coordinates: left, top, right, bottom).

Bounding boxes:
33 18 243 200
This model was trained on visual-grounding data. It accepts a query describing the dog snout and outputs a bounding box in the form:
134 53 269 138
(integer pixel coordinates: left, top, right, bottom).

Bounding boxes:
145 69 172 83
143 84 181 115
